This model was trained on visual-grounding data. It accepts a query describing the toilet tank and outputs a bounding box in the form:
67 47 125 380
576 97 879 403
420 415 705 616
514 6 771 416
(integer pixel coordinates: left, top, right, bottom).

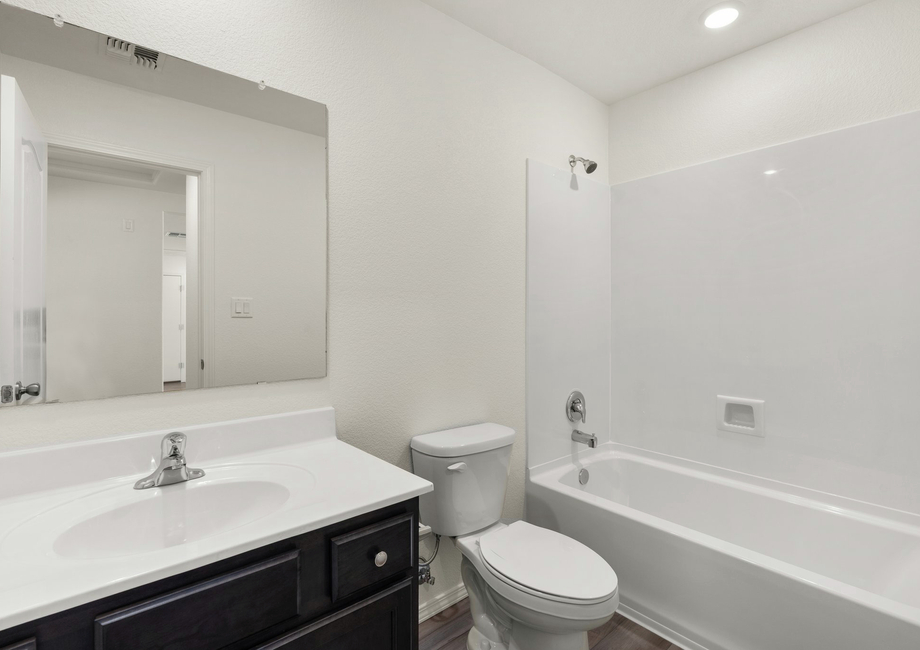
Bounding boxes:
410 423 515 537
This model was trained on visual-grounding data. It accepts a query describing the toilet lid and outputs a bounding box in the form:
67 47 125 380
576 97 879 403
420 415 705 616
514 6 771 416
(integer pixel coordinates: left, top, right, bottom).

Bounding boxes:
479 521 617 602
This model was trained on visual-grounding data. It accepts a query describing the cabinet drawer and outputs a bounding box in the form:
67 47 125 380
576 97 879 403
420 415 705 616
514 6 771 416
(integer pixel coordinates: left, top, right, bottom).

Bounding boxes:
95 551 300 650
1 640 36 650
252 578 413 650
330 514 414 601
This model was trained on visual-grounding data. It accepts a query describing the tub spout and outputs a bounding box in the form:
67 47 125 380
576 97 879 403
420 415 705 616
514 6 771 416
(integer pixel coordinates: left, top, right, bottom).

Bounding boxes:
571 430 598 448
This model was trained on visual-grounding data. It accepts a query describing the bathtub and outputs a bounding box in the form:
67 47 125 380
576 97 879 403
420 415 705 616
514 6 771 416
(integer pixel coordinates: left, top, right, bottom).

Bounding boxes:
525 444 920 650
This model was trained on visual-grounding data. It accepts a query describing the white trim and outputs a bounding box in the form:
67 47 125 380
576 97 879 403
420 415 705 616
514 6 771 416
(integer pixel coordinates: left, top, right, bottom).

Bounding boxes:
617 602 711 650
419 584 468 623
44 132 215 390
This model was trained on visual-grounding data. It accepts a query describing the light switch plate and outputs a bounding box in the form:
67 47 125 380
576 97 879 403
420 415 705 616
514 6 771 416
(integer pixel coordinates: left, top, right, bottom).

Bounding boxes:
231 297 253 318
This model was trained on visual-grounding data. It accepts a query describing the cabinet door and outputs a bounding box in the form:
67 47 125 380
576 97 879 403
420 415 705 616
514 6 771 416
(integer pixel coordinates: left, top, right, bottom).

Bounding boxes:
0 640 36 650
254 579 414 650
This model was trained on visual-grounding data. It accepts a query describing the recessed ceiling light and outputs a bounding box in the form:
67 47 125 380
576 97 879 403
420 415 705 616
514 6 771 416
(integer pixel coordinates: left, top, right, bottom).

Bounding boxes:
703 5 740 29
764 169 779 175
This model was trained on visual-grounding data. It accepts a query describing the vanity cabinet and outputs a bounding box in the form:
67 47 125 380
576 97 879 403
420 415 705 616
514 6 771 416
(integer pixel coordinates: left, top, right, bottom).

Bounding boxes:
253 580 413 650
0 641 36 650
0 499 419 650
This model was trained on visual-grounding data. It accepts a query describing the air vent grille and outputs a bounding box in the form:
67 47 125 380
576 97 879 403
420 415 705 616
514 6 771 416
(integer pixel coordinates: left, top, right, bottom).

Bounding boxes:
104 36 132 60
133 45 160 69
101 35 163 72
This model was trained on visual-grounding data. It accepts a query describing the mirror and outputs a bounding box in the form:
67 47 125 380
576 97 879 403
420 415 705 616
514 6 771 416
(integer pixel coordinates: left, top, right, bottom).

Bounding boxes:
0 4 327 405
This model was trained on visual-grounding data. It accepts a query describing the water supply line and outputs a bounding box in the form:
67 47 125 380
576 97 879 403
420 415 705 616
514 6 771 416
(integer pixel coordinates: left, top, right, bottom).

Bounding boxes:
418 534 441 586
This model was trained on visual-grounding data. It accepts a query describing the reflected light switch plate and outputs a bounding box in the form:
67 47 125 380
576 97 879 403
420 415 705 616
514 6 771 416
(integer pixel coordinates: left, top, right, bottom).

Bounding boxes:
231 297 253 318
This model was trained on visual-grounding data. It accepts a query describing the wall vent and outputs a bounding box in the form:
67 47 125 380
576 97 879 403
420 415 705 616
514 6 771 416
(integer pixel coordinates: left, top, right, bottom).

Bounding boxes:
100 35 164 72
133 45 160 70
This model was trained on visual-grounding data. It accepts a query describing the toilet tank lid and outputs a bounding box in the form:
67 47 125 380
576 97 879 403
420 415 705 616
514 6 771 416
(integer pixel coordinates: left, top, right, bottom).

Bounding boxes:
410 423 515 458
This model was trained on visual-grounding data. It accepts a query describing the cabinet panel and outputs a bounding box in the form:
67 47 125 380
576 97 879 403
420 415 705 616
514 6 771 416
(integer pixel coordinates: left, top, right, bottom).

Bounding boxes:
1 640 36 650
330 513 414 601
253 579 413 650
95 551 299 650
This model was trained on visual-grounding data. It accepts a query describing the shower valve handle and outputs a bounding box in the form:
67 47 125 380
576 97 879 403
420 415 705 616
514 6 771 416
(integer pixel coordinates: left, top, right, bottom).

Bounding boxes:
566 391 586 424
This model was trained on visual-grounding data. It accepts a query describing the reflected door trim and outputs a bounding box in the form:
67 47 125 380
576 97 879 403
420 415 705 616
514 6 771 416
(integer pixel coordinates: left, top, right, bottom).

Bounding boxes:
44 132 216 390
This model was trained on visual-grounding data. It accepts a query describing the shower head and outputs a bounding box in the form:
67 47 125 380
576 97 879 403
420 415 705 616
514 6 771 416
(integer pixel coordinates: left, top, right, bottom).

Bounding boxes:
569 155 597 174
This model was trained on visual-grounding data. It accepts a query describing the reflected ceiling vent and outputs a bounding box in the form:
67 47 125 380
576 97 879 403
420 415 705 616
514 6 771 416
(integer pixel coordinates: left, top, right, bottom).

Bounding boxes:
99 35 164 72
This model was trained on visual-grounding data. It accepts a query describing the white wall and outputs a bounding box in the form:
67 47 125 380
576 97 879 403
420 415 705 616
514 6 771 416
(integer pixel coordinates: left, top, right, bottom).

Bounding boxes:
1 0 608 610
608 0 920 185
1 54 328 388
46 176 184 402
525 160 610 470
605 0 920 514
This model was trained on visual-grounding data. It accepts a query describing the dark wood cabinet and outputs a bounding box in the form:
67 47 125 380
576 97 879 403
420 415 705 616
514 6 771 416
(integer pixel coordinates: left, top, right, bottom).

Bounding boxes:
0 640 36 650
331 513 414 601
253 579 413 650
0 499 419 650
95 551 301 650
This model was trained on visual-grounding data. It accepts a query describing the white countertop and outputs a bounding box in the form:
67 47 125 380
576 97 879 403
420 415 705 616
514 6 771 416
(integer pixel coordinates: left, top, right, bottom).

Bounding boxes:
0 408 432 631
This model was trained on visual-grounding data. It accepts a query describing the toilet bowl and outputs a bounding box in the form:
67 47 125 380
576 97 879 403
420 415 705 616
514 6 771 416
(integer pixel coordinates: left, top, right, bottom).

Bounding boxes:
411 423 618 650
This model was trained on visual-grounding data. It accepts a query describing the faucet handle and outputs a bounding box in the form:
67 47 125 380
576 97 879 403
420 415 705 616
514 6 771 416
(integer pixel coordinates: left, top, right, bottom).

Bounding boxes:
162 432 187 459
566 391 586 424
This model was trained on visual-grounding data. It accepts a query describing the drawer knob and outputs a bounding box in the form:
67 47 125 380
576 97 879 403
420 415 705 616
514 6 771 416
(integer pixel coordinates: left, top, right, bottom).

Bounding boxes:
375 551 388 567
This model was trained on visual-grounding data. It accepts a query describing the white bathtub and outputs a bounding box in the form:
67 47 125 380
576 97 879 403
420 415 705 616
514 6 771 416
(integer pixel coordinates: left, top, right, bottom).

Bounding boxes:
526 444 920 650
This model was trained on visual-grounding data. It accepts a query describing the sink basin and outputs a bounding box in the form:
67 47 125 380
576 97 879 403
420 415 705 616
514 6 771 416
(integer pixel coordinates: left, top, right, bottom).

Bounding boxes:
54 479 290 559
4 464 312 561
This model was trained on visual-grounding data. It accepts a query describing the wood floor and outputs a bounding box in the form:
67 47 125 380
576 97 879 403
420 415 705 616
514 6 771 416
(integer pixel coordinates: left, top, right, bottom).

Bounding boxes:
420 598 679 650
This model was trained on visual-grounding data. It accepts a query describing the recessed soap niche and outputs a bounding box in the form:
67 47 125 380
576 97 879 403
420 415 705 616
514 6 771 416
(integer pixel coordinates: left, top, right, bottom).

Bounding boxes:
716 395 765 437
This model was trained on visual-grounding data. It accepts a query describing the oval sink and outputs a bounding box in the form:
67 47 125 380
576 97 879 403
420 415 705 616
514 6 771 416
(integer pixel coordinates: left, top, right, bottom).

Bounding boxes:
54 479 290 560
0 463 315 562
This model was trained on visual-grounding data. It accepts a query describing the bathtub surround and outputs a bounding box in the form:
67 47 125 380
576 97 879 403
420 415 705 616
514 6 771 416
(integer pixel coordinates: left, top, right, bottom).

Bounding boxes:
1 0 608 618
610 109 920 513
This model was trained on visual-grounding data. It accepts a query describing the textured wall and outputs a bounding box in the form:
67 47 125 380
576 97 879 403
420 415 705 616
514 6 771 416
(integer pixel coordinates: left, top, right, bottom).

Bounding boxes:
608 0 920 184
1 0 608 610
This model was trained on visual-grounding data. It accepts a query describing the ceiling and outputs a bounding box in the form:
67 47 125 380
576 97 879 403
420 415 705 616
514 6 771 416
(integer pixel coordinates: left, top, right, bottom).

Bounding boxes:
421 0 873 104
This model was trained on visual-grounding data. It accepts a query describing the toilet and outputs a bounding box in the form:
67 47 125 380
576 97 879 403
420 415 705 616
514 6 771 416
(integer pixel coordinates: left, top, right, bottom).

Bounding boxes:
411 423 618 650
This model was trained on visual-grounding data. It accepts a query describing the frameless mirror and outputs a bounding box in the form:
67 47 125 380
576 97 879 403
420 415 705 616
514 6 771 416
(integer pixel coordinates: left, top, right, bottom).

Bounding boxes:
0 4 327 406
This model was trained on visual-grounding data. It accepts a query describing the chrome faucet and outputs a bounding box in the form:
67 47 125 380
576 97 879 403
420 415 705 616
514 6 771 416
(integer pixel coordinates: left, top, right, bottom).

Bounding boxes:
571 430 598 449
134 432 205 490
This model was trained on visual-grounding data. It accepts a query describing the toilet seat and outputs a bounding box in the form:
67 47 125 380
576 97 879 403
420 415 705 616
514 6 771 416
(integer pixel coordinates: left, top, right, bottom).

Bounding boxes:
478 521 618 605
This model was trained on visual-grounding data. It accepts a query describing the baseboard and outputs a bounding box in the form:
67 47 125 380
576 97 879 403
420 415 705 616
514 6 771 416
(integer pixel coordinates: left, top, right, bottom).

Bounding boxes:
617 603 710 650
419 583 468 623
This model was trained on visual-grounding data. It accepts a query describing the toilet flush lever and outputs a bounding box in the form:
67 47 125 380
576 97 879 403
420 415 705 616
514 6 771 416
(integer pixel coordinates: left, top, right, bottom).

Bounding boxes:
566 391 586 424
447 462 467 473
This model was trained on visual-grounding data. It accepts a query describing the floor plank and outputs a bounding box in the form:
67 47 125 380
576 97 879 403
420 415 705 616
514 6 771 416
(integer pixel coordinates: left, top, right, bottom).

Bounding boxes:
591 615 673 650
420 599 672 650
420 599 473 650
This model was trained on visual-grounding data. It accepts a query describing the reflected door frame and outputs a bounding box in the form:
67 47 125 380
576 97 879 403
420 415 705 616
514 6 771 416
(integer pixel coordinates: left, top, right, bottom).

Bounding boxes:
45 133 215 390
